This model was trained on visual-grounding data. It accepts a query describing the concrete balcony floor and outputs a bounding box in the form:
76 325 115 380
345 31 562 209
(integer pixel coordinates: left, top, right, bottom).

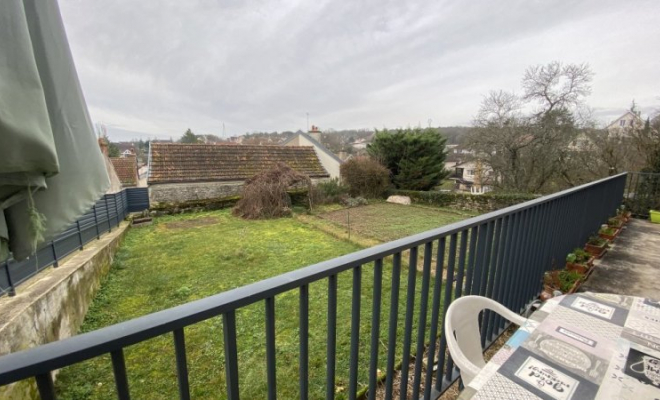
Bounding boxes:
580 218 660 299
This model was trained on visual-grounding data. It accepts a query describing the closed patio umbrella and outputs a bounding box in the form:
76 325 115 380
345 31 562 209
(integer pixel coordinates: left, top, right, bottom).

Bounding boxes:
0 0 109 261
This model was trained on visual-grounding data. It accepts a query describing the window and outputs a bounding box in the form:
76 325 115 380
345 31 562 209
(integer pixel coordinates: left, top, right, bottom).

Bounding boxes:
619 120 626 127
467 169 475 176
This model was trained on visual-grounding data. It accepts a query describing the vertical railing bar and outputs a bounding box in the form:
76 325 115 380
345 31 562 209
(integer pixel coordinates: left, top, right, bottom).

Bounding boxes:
51 241 59 268
443 234 459 383
464 226 478 295
423 237 446 400
454 230 469 299
482 218 502 343
299 285 309 400
266 297 277 400
173 328 191 400
368 259 383 400
35 372 56 400
487 216 508 341
469 224 487 297
76 220 84 250
512 209 532 313
223 311 240 400
496 214 515 330
412 242 434 399
435 234 457 390
93 204 101 239
384 253 402 400
111 349 131 400
105 196 112 233
326 274 338 400
4 263 16 297
348 266 362 400
478 221 495 348
398 246 418 399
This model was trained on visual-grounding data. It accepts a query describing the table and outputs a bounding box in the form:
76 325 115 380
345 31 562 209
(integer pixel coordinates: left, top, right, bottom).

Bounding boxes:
458 293 660 400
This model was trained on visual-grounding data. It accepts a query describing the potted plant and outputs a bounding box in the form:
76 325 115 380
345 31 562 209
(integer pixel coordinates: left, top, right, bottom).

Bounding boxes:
617 205 632 222
598 224 620 241
607 217 624 229
541 270 562 300
558 269 584 294
585 235 608 258
565 248 594 274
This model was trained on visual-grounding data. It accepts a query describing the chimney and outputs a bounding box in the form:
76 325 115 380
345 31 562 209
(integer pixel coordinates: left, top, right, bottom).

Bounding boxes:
98 137 109 157
308 125 321 142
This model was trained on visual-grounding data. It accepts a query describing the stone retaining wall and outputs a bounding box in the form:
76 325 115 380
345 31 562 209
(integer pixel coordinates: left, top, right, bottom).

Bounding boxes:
0 223 129 400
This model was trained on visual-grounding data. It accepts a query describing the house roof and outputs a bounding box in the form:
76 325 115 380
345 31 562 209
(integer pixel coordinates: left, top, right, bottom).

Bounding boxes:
282 132 344 164
148 143 329 184
606 110 643 129
110 156 138 187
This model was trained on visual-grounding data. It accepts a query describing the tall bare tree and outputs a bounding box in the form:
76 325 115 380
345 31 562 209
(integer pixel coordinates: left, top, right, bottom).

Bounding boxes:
468 62 594 193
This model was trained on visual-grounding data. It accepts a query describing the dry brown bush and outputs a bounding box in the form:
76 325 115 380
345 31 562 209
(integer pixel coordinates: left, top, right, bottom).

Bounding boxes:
233 162 311 219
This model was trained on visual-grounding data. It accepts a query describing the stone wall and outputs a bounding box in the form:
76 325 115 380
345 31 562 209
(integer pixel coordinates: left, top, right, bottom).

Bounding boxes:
149 181 245 206
0 223 129 400
148 178 330 214
391 190 539 213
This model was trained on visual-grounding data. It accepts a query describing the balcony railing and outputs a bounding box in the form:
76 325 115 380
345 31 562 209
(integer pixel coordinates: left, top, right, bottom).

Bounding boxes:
0 174 627 400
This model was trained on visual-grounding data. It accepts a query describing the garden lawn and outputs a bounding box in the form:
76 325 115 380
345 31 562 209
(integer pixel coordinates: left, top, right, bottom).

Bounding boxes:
55 209 441 400
318 202 477 242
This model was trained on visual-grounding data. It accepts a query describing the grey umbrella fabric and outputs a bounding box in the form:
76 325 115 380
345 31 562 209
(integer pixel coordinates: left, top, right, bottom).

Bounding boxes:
0 0 109 261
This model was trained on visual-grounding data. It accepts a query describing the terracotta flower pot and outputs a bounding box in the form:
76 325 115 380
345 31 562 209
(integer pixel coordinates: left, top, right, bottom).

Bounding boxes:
599 228 620 241
566 262 589 274
584 243 607 259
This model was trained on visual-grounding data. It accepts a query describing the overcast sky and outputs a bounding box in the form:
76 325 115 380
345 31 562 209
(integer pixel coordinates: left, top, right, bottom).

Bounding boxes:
59 0 660 142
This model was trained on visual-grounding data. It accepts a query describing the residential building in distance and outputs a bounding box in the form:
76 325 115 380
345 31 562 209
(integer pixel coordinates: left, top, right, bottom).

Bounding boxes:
109 156 139 188
607 110 643 137
283 125 343 179
147 143 329 205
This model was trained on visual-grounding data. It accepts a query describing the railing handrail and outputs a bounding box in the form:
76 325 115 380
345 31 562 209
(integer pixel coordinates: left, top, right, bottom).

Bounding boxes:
0 173 627 386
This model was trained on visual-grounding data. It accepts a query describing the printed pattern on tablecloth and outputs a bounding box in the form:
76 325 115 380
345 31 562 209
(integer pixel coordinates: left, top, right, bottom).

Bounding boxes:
625 312 660 338
536 310 617 358
522 330 609 384
498 347 599 399
559 295 629 326
584 293 634 310
630 297 660 316
546 305 623 339
473 372 542 400
596 339 660 399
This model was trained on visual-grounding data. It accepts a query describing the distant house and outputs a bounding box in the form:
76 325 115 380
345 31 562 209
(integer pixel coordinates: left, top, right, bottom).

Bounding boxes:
115 142 137 157
444 160 493 194
607 110 643 136
349 132 375 150
147 143 329 205
282 126 343 179
110 156 139 187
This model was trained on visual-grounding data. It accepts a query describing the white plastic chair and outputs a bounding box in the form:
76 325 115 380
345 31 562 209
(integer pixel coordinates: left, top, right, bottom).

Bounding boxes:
444 295 527 385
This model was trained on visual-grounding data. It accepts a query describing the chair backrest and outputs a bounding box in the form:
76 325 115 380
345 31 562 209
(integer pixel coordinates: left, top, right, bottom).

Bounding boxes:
444 296 527 384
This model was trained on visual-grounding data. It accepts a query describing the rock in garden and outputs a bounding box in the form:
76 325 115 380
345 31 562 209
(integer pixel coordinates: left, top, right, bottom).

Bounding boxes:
387 195 411 205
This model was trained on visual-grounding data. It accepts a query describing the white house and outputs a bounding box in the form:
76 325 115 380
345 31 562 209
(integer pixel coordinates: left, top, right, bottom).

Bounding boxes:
607 110 643 137
283 126 343 180
445 160 493 194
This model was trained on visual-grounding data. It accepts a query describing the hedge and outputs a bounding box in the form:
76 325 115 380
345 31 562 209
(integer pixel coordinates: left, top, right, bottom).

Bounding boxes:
390 190 539 213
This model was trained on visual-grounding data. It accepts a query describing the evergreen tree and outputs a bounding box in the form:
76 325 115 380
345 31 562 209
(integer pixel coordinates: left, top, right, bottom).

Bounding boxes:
367 127 448 190
179 128 199 143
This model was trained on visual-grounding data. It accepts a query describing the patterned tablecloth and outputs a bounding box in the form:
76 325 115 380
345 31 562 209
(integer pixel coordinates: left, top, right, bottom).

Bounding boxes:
458 293 660 400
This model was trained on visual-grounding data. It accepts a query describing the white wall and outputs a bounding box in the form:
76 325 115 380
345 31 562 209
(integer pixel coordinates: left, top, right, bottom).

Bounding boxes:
285 135 341 179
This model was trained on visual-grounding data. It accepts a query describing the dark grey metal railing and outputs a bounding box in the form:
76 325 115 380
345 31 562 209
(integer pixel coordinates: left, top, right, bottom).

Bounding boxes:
0 174 627 400
624 171 660 218
0 187 149 297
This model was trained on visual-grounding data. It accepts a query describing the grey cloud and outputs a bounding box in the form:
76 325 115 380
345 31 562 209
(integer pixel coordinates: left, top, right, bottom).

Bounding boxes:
59 0 660 141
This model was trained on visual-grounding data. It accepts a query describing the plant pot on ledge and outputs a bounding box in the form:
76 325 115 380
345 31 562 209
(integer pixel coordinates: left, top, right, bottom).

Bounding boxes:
598 226 620 241
565 248 594 274
585 235 608 259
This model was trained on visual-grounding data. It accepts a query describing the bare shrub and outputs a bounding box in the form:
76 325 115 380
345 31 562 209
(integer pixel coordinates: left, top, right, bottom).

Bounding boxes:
233 162 311 219
309 178 349 205
340 157 390 198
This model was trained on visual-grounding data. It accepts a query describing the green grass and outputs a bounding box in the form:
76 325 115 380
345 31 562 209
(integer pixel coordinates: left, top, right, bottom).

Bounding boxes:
55 210 440 400
318 202 477 242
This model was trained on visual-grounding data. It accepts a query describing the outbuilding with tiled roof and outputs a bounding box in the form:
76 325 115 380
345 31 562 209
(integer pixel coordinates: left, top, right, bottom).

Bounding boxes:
147 143 329 205
109 156 139 187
